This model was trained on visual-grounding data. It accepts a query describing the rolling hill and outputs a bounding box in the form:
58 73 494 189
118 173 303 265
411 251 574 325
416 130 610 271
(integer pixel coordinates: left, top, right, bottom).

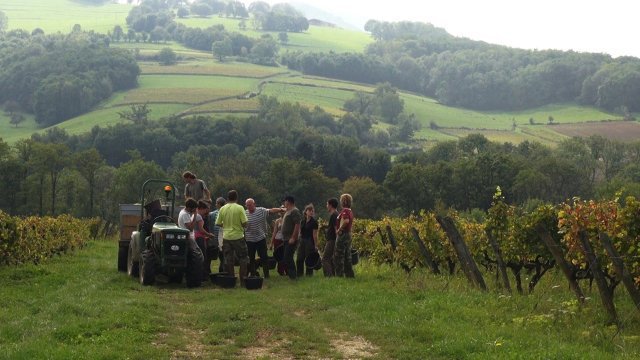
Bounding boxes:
1 0 637 146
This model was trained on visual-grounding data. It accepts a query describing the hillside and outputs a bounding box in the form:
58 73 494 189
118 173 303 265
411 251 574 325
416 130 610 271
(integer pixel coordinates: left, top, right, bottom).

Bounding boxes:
1 0 638 147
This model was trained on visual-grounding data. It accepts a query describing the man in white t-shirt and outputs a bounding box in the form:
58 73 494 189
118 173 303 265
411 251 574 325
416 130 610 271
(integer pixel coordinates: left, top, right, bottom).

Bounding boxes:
177 198 205 285
244 198 283 278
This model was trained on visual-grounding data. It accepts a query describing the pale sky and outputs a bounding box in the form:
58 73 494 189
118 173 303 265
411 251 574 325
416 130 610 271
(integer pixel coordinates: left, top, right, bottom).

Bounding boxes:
254 0 640 58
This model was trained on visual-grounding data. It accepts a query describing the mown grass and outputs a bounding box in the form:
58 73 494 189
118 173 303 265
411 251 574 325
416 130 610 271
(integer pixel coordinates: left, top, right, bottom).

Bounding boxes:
1 239 640 359
139 61 287 78
0 112 39 144
44 104 191 136
186 98 262 114
1 0 130 33
104 75 260 107
272 76 376 93
261 82 353 115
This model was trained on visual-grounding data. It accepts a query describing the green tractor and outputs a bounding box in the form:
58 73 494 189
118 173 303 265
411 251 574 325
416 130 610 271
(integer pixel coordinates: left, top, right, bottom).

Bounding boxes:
123 179 203 287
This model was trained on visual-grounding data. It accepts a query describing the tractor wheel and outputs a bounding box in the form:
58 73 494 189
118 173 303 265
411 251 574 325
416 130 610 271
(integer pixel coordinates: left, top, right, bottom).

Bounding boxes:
140 250 156 286
127 243 139 277
186 250 203 288
117 241 129 272
168 270 184 283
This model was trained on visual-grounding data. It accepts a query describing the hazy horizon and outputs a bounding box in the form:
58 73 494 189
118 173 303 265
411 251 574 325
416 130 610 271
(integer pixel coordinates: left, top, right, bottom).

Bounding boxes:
246 0 640 58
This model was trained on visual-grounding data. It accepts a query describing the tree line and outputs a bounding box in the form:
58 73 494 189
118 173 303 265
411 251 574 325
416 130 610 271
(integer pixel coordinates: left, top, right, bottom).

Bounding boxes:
2 95 640 222
123 0 293 65
0 28 140 126
282 20 640 114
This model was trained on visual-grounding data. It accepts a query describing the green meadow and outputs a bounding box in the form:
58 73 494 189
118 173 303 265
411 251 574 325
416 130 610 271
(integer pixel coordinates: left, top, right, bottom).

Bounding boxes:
1 239 639 359
176 16 372 53
0 0 130 33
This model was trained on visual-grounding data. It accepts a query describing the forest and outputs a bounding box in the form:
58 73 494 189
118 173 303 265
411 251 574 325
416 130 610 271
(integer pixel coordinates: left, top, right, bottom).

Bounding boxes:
1 94 639 223
1 0 640 222
283 20 640 114
0 29 139 127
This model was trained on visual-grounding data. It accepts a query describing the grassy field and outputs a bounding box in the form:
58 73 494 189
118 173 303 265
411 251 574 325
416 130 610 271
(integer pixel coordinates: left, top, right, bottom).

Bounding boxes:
176 16 373 54
139 61 288 78
44 104 191 136
0 112 39 144
0 0 130 33
261 82 354 115
1 239 640 359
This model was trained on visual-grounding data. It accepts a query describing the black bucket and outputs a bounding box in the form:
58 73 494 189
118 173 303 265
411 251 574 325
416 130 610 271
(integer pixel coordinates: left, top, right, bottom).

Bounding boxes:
244 276 263 290
351 249 359 265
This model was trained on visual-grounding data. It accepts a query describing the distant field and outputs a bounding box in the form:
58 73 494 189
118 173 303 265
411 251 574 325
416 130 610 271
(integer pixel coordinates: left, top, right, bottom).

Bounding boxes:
44 104 191 136
438 128 557 146
185 98 262 114
0 0 130 33
272 76 375 92
110 42 213 58
139 61 287 78
176 16 372 53
136 75 260 90
261 83 352 115
0 112 39 144
111 88 243 106
102 74 260 107
552 121 640 142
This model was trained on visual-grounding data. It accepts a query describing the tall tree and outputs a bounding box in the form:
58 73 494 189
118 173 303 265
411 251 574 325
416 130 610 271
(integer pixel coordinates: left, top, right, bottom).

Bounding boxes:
30 142 70 216
74 148 105 217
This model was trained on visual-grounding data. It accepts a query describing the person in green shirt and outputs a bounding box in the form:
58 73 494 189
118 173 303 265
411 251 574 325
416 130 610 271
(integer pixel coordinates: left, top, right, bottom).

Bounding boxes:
215 190 249 284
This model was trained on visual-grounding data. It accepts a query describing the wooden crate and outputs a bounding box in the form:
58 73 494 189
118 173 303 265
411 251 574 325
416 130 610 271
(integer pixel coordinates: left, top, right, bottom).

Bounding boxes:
120 204 141 241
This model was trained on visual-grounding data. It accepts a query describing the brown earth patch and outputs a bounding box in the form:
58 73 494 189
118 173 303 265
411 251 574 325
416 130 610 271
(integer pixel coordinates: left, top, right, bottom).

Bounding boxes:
552 121 640 142
330 332 378 359
170 327 207 360
240 332 294 360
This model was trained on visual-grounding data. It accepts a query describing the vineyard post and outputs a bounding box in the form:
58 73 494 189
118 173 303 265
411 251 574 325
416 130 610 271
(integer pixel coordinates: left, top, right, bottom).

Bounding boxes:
599 232 640 312
410 227 440 275
535 224 586 305
385 225 398 251
436 216 487 291
578 231 619 326
376 226 387 246
485 229 512 294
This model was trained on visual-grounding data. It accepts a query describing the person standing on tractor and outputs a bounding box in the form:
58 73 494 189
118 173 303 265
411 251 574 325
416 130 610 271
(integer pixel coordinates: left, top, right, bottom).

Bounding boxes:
183 171 211 201
215 190 249 285
244 198 283 278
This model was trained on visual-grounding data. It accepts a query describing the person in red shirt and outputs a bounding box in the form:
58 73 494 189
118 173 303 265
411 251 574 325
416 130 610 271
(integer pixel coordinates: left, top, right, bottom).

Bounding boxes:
334 193 354 278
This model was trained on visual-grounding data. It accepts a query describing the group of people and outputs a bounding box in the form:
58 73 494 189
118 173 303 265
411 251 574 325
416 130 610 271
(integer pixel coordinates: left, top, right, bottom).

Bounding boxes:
178 171 355 286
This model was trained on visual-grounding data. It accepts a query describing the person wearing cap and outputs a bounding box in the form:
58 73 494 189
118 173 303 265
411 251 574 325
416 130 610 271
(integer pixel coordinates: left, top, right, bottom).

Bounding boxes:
244 198 284 278
183 171 211 201
297 203 319 276
215 190 249 284
280 195 302 279
334 193 355 278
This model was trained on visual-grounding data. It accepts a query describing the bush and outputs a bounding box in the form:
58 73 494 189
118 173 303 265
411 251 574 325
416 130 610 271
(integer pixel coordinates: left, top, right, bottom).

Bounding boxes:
0 211 99 266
